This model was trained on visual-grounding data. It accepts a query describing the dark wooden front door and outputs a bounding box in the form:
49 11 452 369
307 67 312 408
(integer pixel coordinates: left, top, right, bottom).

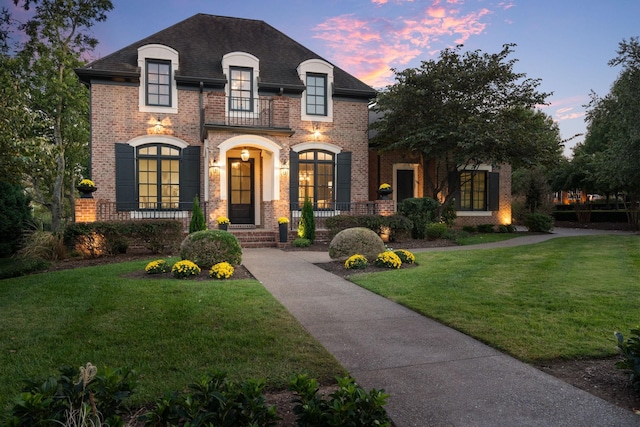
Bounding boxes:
228 158 255 224
396 169 414 203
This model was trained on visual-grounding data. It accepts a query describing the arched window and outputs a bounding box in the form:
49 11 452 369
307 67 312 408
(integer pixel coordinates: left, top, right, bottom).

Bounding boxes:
138 144 181 209
298 150 334 209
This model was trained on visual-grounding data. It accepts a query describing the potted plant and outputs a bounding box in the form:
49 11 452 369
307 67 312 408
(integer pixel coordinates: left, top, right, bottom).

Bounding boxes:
216 216 230 230
377 183 392 200
77 179 97 198
277 216 289 243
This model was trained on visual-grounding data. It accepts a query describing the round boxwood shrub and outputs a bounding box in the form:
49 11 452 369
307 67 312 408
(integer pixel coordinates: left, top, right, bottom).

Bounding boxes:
180 230 242 269
523 213 553 232
329 227 386 261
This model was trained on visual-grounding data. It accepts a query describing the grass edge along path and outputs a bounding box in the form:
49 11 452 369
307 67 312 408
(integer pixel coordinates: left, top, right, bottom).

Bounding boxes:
351 235 640 363
0 259 345 411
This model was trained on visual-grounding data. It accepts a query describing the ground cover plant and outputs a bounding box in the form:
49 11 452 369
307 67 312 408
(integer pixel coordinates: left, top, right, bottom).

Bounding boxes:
350 235 640 362
0 259 344 414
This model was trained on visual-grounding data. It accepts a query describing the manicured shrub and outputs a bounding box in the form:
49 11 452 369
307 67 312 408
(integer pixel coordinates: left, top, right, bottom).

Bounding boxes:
523 213 554 232
6 363 136 427
498 224 517 233
462 225 477 233
292 237 311 247
172 260 201 279
375 251 402 269
0 257 50 279
397 197 440 239
615 326 640 392
210 261 235 279
0 181 33 257
298 198 316 242
142 371 278 426
180 229 242 269
425 222 447 240
289 374 390 427
344 254 368 270
325 214 413 241
394 249 415 264
189 195 206 233
477 223 495 233
145 259 171 274
329 227 386 260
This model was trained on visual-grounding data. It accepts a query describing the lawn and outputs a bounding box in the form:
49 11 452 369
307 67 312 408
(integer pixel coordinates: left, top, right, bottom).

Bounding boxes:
351 235 640 362
0 259 344 411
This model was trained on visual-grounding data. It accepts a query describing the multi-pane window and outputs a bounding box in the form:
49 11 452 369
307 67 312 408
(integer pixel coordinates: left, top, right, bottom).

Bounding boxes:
230 67 253 111
298 150 334 208
146 60 171 106
459 171 487 211
138 145 180 209
306 74 327 116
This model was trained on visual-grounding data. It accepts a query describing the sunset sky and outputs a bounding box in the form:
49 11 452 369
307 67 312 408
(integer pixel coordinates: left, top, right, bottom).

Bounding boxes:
9 0 639 157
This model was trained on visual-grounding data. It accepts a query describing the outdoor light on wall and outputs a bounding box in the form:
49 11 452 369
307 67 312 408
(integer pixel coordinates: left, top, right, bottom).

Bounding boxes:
240 148 250 161
154 117 163 133
280 153 289 175
312 122 321 139
208 156 220 177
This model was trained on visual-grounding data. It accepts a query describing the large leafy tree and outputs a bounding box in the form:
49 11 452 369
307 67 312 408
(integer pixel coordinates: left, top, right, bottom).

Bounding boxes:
371 44 561 207
12 0 112 232
583 37 640 227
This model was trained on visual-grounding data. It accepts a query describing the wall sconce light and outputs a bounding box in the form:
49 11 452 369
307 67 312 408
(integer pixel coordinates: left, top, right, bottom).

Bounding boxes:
240 148 250 162
280 153 289 175
154 117 163 133
312 122 321 139
208 156 220 177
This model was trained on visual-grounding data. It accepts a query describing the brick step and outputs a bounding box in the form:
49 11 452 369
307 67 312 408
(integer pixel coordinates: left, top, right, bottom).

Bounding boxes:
229 229 278 248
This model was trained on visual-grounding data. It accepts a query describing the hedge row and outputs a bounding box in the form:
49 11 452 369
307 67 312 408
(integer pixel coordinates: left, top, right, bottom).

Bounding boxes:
324 214 413 240
64 220 184 257
552 210 630 223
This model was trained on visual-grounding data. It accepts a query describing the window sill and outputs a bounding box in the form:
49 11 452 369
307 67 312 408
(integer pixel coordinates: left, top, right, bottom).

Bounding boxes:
456 211 493 217
139 104 178 115
129 210 188 219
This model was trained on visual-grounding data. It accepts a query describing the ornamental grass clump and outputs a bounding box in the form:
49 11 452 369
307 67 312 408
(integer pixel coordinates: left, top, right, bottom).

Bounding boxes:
394 249 415 264
345 254 368 270
172 260 201 279
210 262 234 280
375 251 402 269
145 259 171 274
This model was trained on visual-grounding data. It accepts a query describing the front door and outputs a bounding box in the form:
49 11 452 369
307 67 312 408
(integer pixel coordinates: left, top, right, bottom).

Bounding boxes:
396 169 414 202
228 158 255 224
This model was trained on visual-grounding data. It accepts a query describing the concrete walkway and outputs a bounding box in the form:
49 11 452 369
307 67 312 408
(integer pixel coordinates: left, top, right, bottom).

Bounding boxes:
242 229 639 426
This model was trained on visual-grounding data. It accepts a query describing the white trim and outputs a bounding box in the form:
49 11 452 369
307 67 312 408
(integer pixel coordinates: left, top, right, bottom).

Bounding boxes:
458 163 493 172
222 52 260 118
129 211 189 219
297 59 334 123
138 44 179 114
392 163 419 201
127 134 188 148
292 141 342 154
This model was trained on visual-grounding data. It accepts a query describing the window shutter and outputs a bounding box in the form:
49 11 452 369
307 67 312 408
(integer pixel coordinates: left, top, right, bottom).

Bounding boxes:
336 152 352 210
180 146 201 210
289 150 299 210
115 144 136 211
448 171 461 210
488 172 500 211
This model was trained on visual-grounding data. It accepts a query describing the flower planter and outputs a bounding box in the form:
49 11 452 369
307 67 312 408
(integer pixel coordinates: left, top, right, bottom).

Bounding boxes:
219 223 228 231
77 186 97 198
279 223 288 243
377 189 393 200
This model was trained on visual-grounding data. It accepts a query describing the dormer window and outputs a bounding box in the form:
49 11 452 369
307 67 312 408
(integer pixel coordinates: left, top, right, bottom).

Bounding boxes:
298 59 334 122
306 73 327 116
146 60 171 107
229 67 253 112
138 44 179 114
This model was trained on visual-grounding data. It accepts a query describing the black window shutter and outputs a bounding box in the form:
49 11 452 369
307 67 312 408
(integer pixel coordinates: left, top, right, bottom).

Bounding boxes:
180 146 201 210
289 150 299 210
488 172 500 211
115 143 136 211
448 171 461 210
336 152 351 210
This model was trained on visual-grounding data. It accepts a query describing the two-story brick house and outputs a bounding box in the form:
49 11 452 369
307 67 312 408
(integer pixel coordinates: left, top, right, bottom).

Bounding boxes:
75 13 376 242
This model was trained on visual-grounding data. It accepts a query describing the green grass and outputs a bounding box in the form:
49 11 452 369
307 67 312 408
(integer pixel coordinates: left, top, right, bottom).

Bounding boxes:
0 259 344 411
454 232 521 246
351 235 640 363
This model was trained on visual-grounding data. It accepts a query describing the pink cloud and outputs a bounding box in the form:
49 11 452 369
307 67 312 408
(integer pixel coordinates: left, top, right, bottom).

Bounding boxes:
314 2 493 87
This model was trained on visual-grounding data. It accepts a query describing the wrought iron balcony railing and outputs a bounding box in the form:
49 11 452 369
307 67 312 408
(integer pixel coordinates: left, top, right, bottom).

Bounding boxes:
227 97 273 128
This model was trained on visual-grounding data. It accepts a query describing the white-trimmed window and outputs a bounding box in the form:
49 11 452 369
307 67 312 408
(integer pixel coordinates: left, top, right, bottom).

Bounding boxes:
298 59 334 122
222 52 260 117
138 44 179 114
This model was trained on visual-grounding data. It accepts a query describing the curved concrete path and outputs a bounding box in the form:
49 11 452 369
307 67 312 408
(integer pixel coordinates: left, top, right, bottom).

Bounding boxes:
242 229 639 426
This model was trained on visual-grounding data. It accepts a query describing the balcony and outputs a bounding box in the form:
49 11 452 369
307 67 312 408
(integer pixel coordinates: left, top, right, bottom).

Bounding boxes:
203 96 294 137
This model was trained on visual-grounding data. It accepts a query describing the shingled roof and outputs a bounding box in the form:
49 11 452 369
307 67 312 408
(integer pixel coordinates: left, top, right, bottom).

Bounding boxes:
76 13 375 98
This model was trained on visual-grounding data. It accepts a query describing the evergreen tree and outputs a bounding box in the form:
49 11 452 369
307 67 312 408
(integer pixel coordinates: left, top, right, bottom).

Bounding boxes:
189 196 206 233
298 198 316 242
